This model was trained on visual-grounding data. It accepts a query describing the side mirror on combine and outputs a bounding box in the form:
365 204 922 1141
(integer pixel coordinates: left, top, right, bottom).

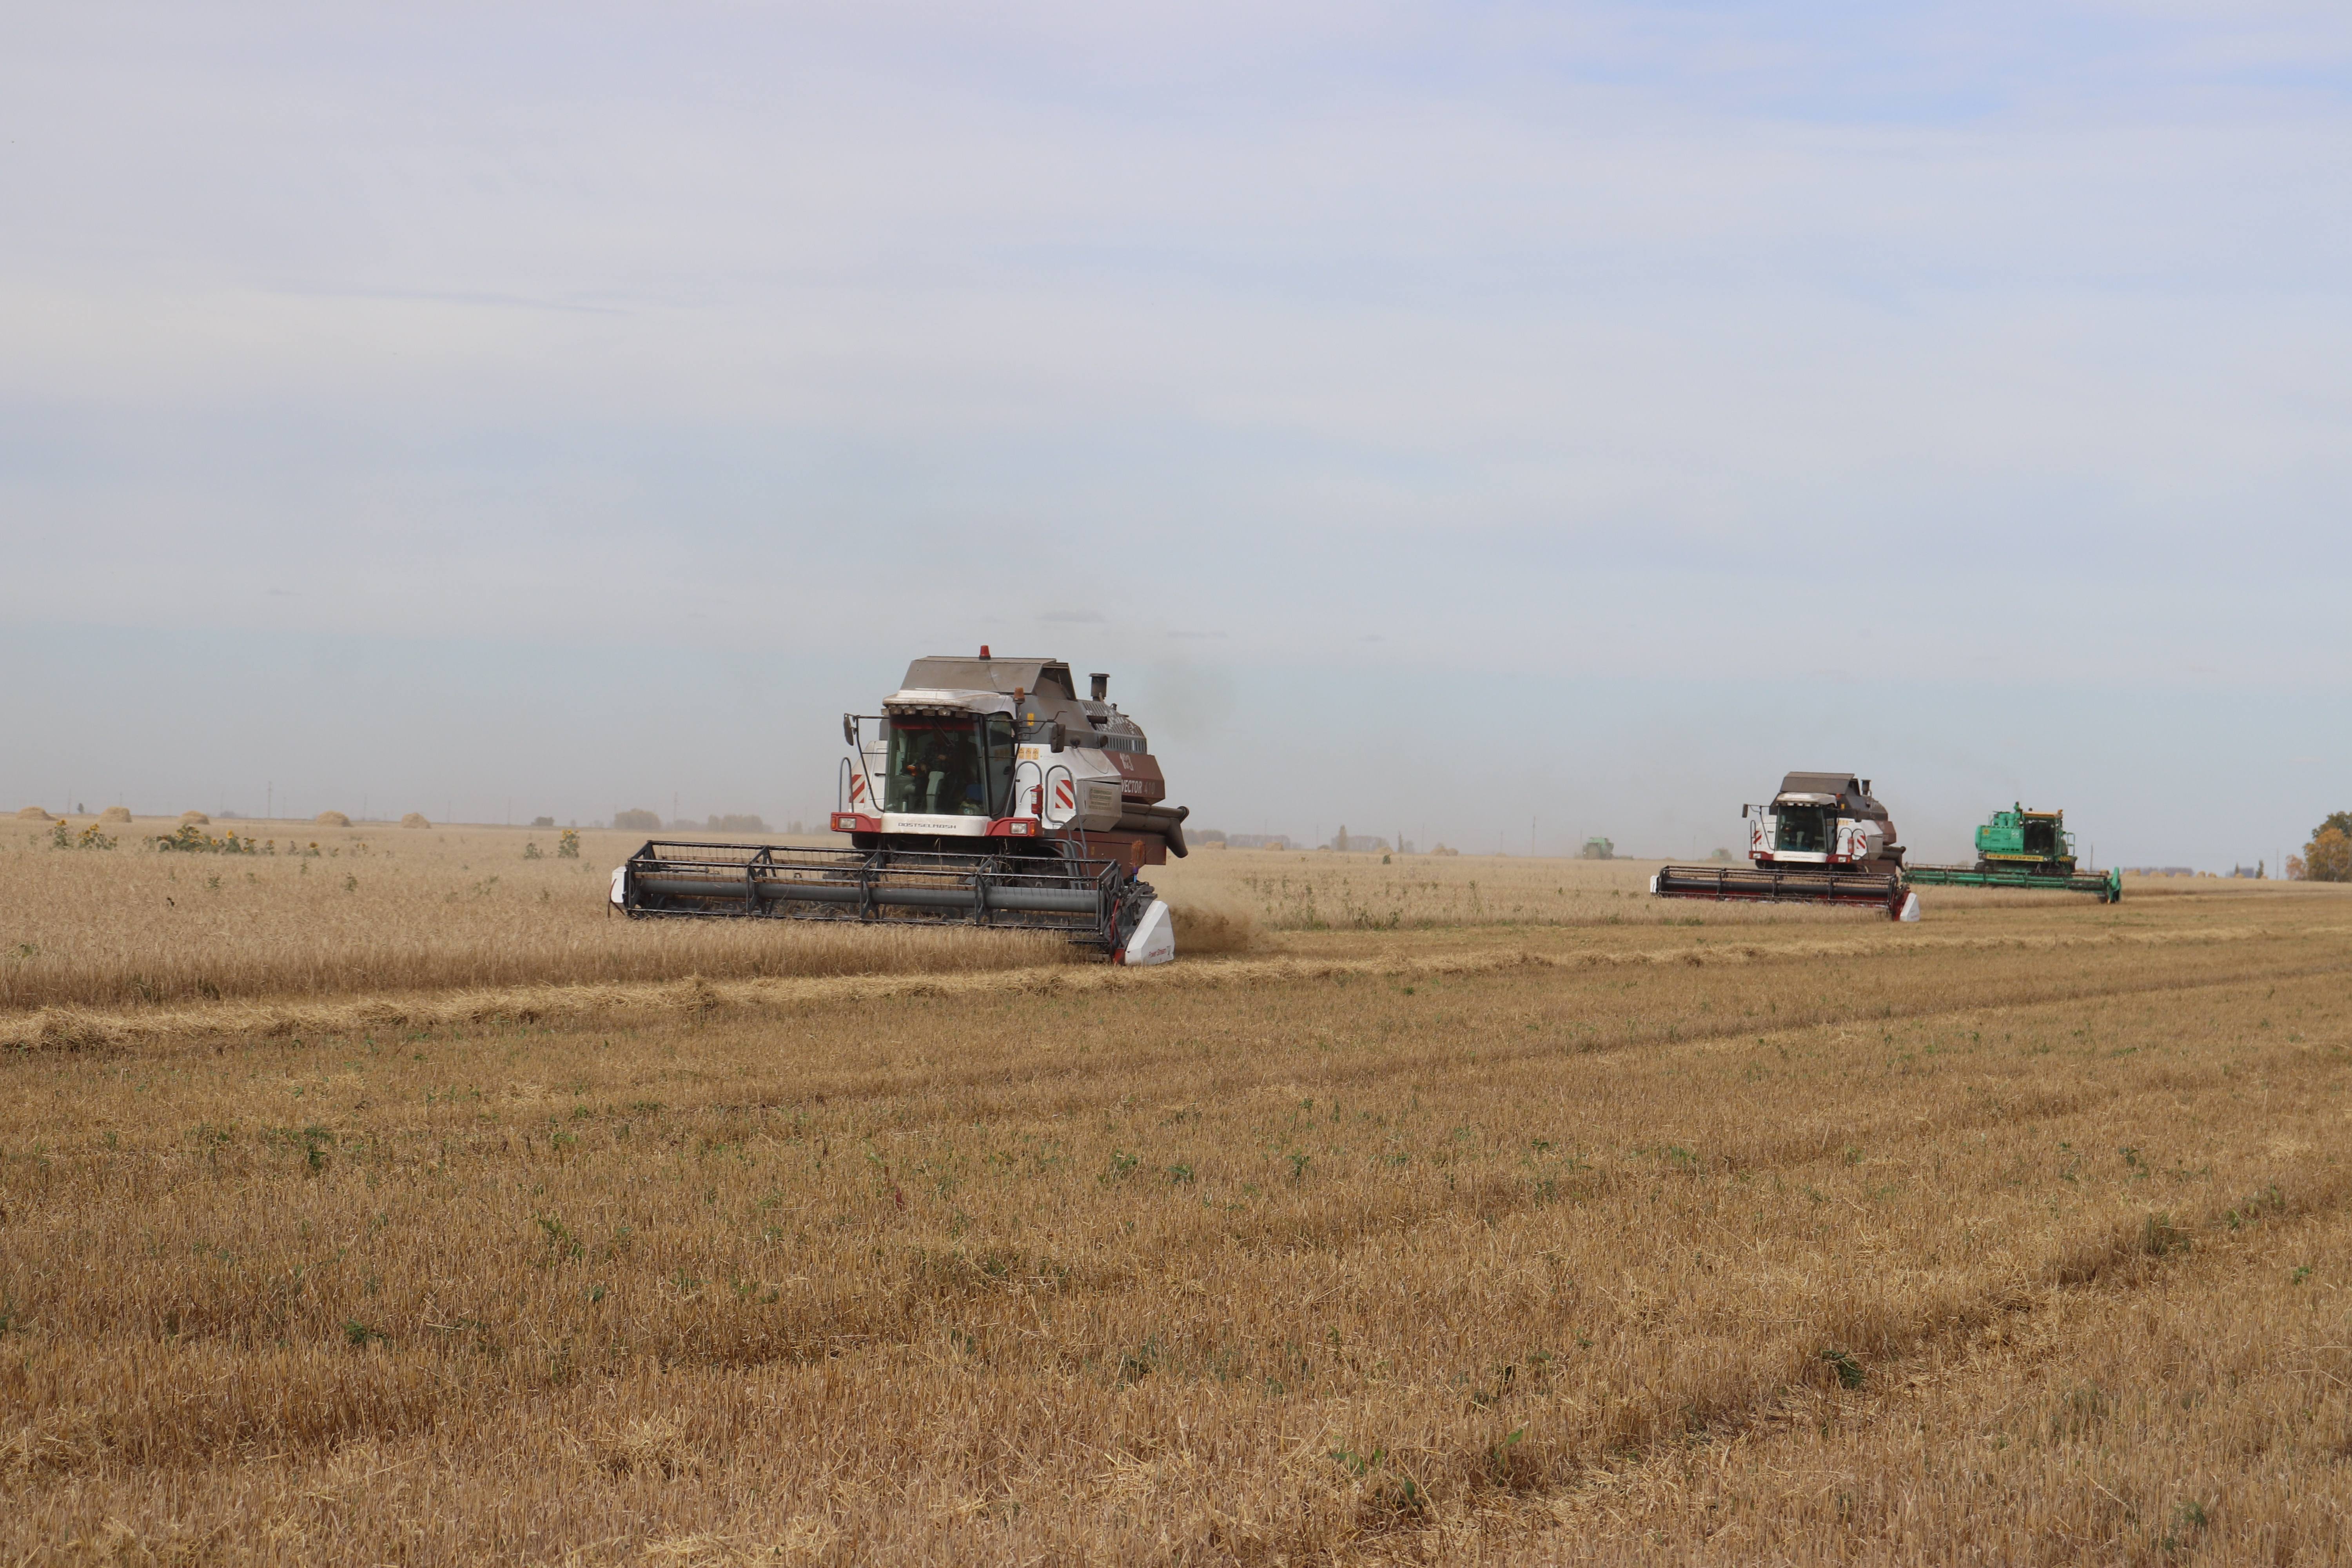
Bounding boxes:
1049 722 1066 753
842 714 857 747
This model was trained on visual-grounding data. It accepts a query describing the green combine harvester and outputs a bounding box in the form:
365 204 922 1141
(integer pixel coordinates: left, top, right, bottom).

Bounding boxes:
1905 804 2122 903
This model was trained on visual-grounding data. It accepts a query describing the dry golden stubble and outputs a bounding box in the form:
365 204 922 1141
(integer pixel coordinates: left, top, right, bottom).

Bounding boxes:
2 883 2349 1560
1470 1199 2352 1564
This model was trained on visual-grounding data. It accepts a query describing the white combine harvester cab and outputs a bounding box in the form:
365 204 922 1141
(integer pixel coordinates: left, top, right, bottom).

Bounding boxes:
1746 773 1904 870
615 651 1184 965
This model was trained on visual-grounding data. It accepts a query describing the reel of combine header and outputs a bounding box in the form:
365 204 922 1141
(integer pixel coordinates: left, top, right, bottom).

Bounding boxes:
1650 862 1912 918
612 838 1171 958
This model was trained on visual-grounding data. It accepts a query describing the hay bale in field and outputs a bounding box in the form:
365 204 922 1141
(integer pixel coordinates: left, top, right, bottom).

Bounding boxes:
316 810 352 828
401 812 431 829
16 806 53 821
180 810 210 824
99 806 134 824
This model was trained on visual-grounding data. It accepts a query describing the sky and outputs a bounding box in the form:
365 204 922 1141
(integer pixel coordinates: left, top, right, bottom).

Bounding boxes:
3 1 2347 869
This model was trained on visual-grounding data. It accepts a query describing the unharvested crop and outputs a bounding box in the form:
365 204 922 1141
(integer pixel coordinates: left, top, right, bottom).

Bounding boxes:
12 823 2223 1018
0 821 1075 1014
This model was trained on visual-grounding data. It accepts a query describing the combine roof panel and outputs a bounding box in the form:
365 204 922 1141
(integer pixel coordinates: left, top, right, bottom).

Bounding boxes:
1779 772 1861 799
900 657 1077 699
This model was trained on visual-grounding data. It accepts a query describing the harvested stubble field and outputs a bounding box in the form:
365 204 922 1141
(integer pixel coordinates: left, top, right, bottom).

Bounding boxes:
4 831 2352 1563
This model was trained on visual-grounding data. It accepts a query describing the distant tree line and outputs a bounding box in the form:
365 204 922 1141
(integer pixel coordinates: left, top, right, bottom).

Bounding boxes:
2287 810 2352 882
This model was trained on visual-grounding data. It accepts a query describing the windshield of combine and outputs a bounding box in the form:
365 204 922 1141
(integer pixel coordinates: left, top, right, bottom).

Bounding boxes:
1773 805 1831 853
884 716 1013 817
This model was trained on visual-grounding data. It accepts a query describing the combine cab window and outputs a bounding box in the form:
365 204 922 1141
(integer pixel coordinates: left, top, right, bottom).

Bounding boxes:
884 717 1000 817
1773 806 1830 853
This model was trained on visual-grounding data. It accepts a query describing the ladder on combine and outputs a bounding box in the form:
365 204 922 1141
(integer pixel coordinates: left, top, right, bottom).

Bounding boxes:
614 838 1160 954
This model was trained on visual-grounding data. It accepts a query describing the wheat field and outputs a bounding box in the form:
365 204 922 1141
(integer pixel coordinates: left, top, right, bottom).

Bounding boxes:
2 817 2164 1019
4 825 2350 1562
0 820 1081 1019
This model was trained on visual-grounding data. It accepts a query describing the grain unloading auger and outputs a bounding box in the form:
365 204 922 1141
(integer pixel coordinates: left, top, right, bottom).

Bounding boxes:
1651 772 1918 920
612 653 1186 964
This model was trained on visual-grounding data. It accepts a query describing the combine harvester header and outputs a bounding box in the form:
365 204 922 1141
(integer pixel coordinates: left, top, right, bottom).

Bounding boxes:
611 652 1185 963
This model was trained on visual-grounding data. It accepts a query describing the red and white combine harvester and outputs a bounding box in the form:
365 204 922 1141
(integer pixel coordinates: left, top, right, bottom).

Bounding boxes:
612 652 1185 963
1651 771 1920 920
